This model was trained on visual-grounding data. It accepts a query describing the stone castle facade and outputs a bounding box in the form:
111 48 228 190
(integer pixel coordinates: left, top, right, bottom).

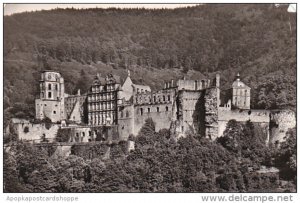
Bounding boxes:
6 70 296 145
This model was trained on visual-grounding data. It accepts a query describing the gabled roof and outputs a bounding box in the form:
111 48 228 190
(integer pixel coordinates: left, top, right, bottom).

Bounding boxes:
232 80 251 89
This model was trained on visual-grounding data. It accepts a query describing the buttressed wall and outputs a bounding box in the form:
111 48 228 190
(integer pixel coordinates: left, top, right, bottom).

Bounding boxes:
176 90 204 136
269 110 296 144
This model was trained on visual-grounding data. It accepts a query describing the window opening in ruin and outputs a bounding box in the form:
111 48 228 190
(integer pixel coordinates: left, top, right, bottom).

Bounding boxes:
166 106 169 111
148 108 150 113
168 95 171 101
201 80 205 88
24 126 29 133
48 92 52 98
157 107 159 112
48 84 51 90
140 108 143 115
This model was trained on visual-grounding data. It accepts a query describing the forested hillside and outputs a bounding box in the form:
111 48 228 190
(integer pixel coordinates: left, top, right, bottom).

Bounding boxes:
4 4 296 124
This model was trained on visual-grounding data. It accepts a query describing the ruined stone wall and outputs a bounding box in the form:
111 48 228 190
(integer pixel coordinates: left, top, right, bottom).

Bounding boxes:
218 109 270 138
35 99 65 122
15 123 60 143
269 110 296 144
177 79 210 91
175 90 204 137
66 125 119 143
134 88 176 105
118 105 135 140
204 88 219 140
133 103 174 135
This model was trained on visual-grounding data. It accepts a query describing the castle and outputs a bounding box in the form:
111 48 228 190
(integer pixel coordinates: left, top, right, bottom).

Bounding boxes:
6 70 296 145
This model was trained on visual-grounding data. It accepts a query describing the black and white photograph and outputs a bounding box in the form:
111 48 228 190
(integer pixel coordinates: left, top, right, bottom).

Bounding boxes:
2 1 297 197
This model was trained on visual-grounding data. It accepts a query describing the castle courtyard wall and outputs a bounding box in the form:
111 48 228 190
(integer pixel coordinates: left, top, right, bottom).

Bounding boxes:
218 109 270 138
15 123 60 143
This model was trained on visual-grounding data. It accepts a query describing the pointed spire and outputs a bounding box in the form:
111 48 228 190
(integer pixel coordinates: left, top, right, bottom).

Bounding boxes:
127 69 131 77
236 73 240 81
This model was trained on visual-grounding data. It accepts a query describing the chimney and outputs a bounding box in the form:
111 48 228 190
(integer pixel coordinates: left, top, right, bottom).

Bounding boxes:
216 74 220 88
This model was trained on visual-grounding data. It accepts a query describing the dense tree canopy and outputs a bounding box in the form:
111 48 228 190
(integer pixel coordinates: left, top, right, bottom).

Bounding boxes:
4 120 296 192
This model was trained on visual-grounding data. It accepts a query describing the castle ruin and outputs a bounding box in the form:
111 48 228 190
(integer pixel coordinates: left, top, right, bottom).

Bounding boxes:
6 70 296 145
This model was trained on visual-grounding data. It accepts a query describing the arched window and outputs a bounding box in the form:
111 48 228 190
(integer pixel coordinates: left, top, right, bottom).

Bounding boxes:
140 108 143 115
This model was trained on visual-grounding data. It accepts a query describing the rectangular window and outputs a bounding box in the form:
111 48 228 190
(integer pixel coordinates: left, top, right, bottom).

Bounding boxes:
55 84 58 91
168 95 171 101
140 108 143 115
48 84 51 90
157 107 159 112
48 92 52 98
148 108 150 113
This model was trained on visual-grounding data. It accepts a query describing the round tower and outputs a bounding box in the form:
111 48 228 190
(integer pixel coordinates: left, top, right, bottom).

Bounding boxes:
35 70 66 122
39 70 64 101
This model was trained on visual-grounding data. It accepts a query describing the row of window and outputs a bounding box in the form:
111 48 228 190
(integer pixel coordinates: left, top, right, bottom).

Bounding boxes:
88 102 116 111
136 94 171 104
88 115 115 125
139 106 169 115
233 89 248 95
233 97 247 106
41 92 60 99
42 83 58 91
88 93 116 102
91 85 116 93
